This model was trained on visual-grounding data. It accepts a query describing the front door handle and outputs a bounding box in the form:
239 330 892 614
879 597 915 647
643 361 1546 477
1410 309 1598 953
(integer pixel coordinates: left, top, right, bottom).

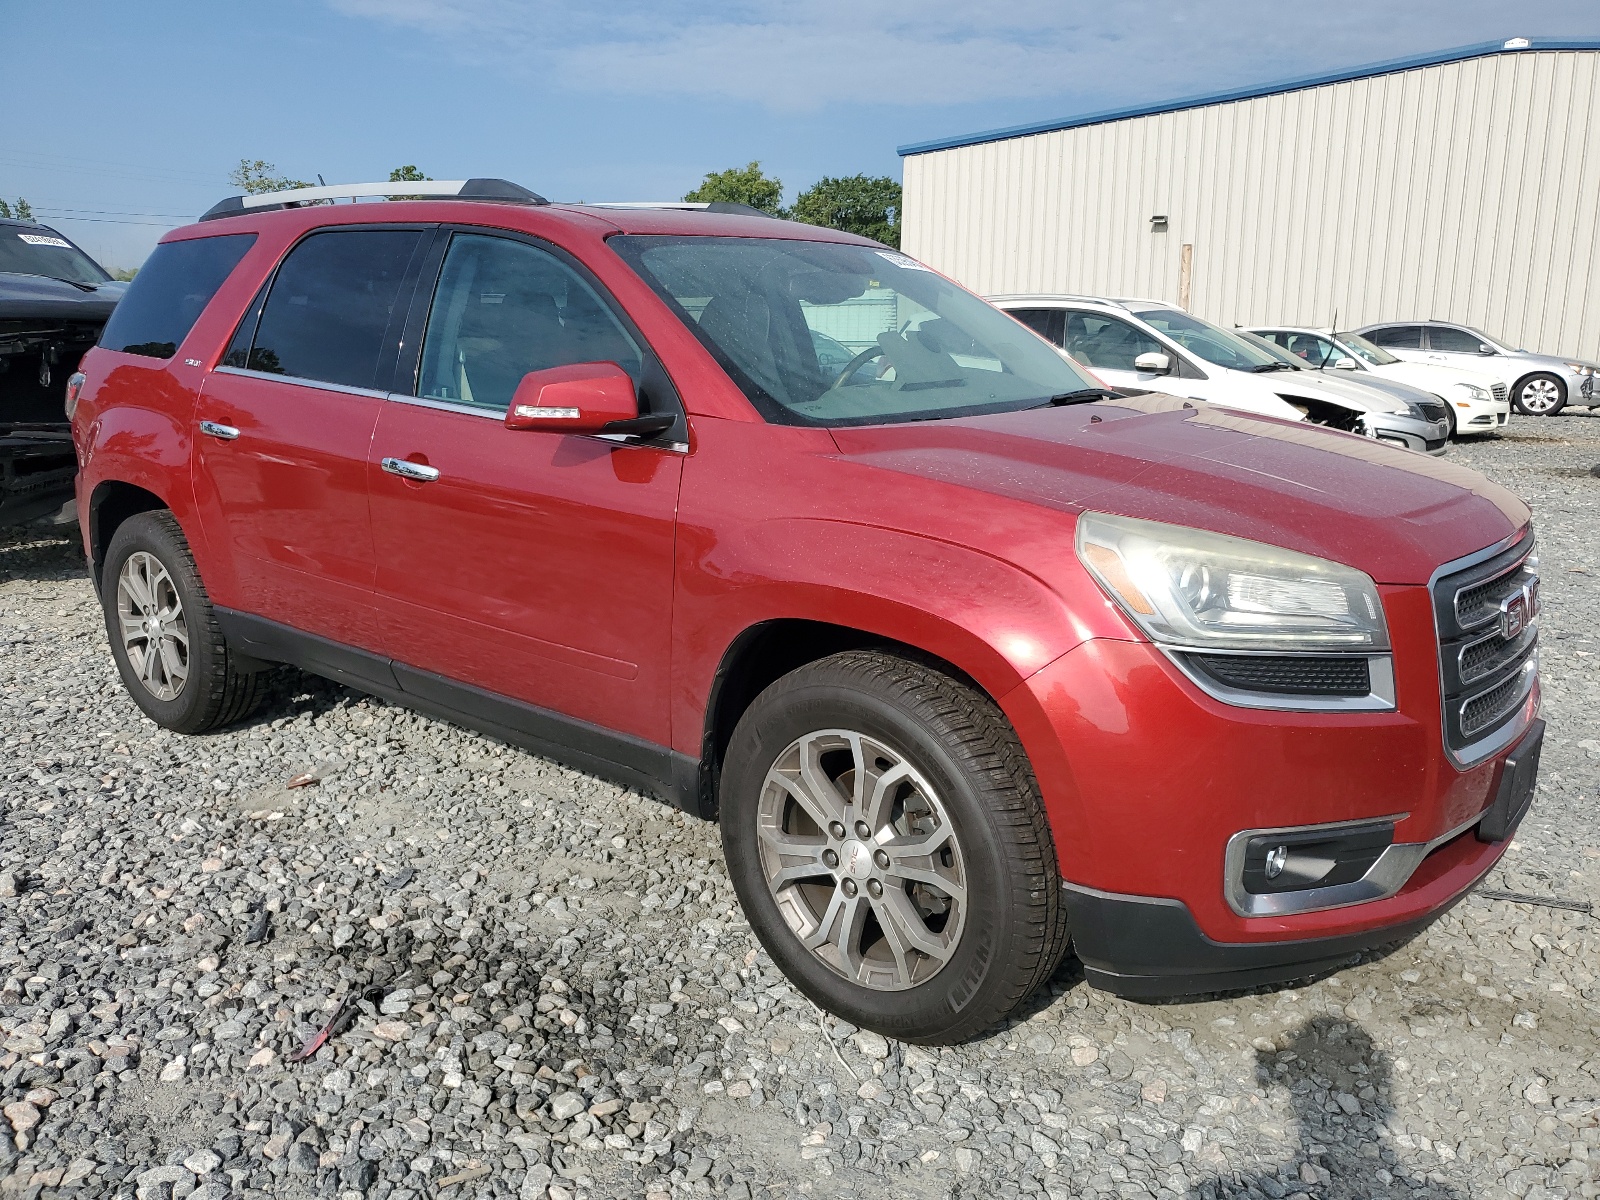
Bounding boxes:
381 456 441 482
199 420 240 441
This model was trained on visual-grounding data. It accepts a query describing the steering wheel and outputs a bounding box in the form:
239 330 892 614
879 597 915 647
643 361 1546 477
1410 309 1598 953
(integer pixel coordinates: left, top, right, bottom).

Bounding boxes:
831 344 885 390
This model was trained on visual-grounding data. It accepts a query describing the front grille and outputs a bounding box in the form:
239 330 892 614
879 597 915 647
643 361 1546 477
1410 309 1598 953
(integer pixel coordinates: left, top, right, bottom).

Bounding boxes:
1187 654 1371 696
1432 535 1538 758
1461 669 1531 738
1416 399 1450 423
1491 383 1509 404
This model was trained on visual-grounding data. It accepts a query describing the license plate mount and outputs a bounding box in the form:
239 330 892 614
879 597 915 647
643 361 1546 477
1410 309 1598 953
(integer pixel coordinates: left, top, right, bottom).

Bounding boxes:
1476 718 1544 843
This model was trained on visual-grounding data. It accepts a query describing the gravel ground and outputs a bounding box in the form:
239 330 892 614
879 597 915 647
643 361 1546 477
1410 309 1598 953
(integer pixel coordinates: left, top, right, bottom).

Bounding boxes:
0 415 1597 1200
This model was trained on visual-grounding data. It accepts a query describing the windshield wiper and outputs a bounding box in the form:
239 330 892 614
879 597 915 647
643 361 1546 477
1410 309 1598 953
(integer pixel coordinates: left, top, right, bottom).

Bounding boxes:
1030 387 1120 407
1250 362 1293 372
4 271 99 292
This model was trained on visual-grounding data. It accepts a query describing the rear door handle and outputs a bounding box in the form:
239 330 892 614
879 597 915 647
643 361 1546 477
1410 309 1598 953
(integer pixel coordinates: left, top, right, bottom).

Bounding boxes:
381 456 441 482
199 420 240 441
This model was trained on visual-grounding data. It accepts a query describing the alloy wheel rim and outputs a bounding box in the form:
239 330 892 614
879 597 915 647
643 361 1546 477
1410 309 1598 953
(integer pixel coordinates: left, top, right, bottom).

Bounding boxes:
756 729 967 991
1522 378 1561 412
116 552 189 701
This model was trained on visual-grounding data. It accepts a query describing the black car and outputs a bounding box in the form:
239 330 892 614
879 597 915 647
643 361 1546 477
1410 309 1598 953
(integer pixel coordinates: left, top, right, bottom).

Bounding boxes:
0 218 125 524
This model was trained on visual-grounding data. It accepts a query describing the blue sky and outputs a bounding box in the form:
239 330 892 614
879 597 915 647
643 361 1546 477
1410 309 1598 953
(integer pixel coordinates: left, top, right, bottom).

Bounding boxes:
6 0 1596 270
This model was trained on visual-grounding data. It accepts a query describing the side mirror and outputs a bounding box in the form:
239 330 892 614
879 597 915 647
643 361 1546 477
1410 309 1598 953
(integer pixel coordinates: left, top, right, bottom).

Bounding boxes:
1477 344 1496 356
1333 357 1358 370
505 362 641 433
1133 351 1171 375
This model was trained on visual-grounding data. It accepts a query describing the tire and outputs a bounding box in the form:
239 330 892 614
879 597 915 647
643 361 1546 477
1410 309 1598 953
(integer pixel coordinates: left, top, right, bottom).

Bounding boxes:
1513 373 1566 416
719 650 1069 1044
100 510 264 733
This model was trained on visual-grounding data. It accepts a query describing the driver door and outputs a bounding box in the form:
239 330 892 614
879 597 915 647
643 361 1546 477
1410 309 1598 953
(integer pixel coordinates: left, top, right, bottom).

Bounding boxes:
1061 310 1196 397
367 230 685 746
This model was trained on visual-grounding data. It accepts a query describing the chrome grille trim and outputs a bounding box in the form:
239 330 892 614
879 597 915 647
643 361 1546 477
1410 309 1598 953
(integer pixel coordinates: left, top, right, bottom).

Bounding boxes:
1429 531 1540 768
1453 546 1537 630
1491 382 1509 404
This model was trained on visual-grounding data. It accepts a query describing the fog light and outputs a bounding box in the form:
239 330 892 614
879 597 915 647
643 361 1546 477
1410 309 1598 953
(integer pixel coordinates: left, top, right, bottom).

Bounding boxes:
1239 820 1394 895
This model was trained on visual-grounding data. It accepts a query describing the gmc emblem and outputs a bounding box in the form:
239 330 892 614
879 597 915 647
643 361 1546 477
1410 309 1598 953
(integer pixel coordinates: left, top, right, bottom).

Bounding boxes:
1498 580 1539 640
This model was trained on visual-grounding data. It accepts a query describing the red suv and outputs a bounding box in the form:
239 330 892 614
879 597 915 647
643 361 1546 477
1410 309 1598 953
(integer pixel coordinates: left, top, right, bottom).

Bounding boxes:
69 179 1543 1043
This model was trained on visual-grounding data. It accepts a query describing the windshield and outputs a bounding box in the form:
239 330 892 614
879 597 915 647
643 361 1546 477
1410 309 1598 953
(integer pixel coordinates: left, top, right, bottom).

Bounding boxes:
1131 306 1282 371
1238 330 1306 366
610 236 1098 426
1338 331 1398 366
0 226 110 286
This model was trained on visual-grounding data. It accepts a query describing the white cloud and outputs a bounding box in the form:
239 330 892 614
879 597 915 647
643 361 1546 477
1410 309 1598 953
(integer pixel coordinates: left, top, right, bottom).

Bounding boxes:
329 0 1599 111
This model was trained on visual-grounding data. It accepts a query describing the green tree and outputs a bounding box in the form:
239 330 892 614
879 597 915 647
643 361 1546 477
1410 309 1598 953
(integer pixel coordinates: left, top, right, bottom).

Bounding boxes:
388 165 432 201
228 159 311 195
112 268 139 282
789 175 901 248
683 162 784 216
0 198 33 221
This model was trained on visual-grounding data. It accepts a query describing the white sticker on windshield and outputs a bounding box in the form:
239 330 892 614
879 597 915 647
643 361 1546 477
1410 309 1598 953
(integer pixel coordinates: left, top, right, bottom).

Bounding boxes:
875 250 933 272
17 234 71 248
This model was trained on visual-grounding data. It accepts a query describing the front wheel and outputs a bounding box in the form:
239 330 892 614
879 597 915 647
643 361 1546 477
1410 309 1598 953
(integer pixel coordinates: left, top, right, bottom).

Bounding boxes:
101 511 264 733
719 651 1069 1044
1513 372 1566 416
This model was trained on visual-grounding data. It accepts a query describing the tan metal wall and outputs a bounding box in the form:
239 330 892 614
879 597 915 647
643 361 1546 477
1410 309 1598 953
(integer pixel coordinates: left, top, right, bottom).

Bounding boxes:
903 49 1600 358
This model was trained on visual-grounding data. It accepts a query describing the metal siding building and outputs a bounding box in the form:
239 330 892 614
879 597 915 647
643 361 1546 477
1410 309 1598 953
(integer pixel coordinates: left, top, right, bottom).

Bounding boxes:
900 40 1600 359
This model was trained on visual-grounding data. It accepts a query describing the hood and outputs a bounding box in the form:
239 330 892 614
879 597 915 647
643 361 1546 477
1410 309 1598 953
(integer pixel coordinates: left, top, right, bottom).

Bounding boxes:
0 274 124 322
829 393 1528 585
1211 362 1407 415
1272 368 1423 412
1506 348 1597 371
1371 359 1500 394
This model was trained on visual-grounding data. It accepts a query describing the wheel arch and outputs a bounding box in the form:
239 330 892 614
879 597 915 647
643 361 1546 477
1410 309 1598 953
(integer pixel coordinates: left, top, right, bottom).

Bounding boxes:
88 480 172 586
698 618 1006 819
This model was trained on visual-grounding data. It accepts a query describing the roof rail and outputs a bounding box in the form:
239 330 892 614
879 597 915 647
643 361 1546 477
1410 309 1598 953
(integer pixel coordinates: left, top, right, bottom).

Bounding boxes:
581 201 782 218
988 294 1135 311
199 178 548 222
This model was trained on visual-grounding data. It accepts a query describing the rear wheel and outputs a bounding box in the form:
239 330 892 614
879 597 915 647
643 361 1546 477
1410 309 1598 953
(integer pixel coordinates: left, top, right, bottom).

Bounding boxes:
101 511 264 733
720 651 1069 1044
1513 373 1566 416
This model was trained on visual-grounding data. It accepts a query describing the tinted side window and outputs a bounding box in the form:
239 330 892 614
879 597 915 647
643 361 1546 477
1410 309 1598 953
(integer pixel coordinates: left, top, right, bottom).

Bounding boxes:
1063 311 1163 371
1426 326 1487 353
415 233 641 413
1007 308 1064 345
98 234 256 359
247 230 422 389
1366 325 1421 349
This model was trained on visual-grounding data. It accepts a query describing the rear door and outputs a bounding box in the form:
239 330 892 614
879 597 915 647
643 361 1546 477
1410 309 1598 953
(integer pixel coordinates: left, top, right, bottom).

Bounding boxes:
194 226 429 651
367 228 685 746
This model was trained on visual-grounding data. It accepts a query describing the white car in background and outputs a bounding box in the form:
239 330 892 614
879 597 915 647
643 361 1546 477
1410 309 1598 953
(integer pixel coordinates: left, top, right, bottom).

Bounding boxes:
1354 320 1600 416
1249 326 1509 437
992 295 1448 450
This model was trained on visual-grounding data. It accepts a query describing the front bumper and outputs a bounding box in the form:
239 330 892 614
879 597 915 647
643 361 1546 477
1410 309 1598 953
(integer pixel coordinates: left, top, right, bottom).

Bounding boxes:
1064 880 1463 998
0 431 77 527
1362 411 1448 454
1063 718 1540 996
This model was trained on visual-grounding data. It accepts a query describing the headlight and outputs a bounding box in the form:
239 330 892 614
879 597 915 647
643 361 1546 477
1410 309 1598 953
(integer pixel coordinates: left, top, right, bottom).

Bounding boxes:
1562 361 1596 376
1452 382 1490 401
1075 512 1390 652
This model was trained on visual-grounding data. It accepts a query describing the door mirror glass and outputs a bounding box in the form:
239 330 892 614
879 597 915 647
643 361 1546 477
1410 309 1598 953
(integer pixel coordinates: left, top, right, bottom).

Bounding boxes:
505 362 639 432
1133 350 1172 374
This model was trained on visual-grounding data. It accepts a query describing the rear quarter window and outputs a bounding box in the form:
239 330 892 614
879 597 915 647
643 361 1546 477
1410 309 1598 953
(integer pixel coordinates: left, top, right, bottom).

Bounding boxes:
97 234 256 359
